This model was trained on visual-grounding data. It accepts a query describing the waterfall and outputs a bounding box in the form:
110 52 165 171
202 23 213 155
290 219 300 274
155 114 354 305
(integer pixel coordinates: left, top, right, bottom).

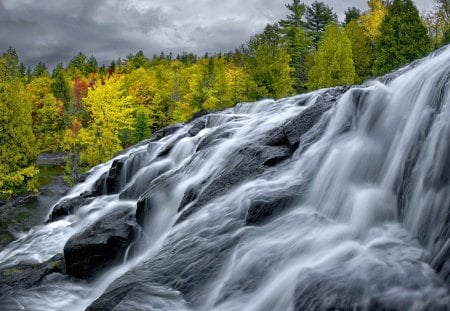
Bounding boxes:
0 47 449 310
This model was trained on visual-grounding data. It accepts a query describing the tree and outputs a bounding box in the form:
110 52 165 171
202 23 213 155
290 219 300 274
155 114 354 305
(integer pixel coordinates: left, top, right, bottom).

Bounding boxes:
0 76 39 198
67 52 87 78
279 0 306 29
1 47 20 81
133 110 150 143
344 7 361 25
373 0 431 76
305 1 337 49
345 20 373 81
279 0 312 92
360 0 387 41
84 56 98 75
33 62 49 77
51 63 71 110
308 24 355 89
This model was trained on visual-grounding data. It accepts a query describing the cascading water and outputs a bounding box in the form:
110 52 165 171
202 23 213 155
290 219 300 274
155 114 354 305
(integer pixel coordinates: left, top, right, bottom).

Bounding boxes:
0 47 449 311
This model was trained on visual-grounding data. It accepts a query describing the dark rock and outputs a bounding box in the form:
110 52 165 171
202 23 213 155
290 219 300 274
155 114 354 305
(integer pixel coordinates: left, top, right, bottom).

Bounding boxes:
0 253 65 289
47 196 95 222
156 133 189 158
64 208 136 279
152 123 184 140
105 159 126 194
188 117 207 137
246 196 296 225
177 144 291 222
283 93 337 150
87 232 240 309
196 126 234 151
86 282 188 311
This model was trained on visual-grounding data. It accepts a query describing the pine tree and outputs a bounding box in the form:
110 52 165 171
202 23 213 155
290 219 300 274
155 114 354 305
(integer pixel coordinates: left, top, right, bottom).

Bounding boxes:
51 63 71 110
33 62 49 77
133 110 150 143
373 0 431 76
245 24 293 98
305 1 337 49
308 24 355 89
279 0 311 92
344 7 361 25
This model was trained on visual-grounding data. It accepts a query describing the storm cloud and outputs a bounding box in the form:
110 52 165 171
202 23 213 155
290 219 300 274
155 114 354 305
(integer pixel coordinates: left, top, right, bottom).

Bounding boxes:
0 0 434 68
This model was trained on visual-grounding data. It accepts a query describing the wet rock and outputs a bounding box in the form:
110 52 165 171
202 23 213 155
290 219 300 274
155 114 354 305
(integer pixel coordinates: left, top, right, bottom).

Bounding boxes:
87 233 239 309
283 93 336 150
0 254 65 289
177 144 291 222
36 152 68 166
105 159 126 194
246 196 296 225
64 208 137 279
47 196 95 222
152 123 184 140
86 282 188 311
188 117 207 137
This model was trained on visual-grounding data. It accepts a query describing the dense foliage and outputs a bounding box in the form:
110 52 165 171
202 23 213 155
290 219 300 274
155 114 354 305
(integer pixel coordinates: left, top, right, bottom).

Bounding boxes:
0 0 447 198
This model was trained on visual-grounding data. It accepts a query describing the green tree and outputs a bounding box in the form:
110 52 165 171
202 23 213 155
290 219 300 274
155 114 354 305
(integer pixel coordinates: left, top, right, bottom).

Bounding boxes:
51 63 72 110
305 1 337 49
373 0 431 76
344 7 361 25
33 62 49 77
1 47 20 81
133 110 150 143
308 24 355 89
345 20 373 81
279 0 311 92
245 24 293 98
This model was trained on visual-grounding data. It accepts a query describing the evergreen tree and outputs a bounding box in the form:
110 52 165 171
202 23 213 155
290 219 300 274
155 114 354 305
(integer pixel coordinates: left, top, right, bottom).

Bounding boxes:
51 63 71 110
279 0 311 92
305 1 338 49
133 110 150 143
84 56 98 75
245 24 293 98
308 24 355 89
373 0 431 76
33 62 49 77
67 52 87 78
1 47 20 80
344 7 361 25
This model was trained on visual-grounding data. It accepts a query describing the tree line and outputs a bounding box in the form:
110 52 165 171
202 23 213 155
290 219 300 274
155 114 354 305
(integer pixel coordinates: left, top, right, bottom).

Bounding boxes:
0 0 448 199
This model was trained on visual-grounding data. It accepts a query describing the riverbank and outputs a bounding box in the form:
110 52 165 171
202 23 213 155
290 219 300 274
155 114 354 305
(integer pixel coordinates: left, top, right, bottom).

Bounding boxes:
0 164 70 250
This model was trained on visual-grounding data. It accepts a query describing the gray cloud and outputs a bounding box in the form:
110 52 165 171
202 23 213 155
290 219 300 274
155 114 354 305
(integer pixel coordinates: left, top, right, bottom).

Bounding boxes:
0 0 434 69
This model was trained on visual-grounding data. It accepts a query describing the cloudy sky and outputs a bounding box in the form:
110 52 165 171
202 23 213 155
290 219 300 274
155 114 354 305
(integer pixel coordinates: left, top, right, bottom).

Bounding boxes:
0 0 435 69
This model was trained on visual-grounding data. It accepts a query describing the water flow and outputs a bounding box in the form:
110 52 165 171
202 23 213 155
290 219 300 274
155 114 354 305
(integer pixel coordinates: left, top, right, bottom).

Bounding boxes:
0 47 449 310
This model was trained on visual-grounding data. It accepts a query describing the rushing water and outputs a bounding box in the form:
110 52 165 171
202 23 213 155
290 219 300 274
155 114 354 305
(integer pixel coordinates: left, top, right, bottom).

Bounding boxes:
0 47 450 310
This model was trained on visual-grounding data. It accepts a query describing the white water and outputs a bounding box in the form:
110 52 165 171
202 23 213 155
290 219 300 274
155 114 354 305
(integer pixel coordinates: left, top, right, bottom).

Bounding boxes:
0 47 449 310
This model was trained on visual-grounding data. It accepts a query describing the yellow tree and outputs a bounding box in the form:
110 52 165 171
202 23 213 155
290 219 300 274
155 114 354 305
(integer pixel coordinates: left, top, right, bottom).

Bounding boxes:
80 76 135 167
360 0 387 41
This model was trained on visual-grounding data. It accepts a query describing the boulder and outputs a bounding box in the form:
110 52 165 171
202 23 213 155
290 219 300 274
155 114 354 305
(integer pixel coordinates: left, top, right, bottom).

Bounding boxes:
47 196 94 222
64 208 136 279
177 144 291 223
245 196 296 225
0 253 65 289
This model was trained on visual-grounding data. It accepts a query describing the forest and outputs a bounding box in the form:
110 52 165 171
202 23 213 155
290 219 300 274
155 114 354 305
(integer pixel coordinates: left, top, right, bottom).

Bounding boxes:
0 0 449 199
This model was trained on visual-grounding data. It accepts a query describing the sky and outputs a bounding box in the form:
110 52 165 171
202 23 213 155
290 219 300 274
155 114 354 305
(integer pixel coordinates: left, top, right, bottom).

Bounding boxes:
0 0 435 69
